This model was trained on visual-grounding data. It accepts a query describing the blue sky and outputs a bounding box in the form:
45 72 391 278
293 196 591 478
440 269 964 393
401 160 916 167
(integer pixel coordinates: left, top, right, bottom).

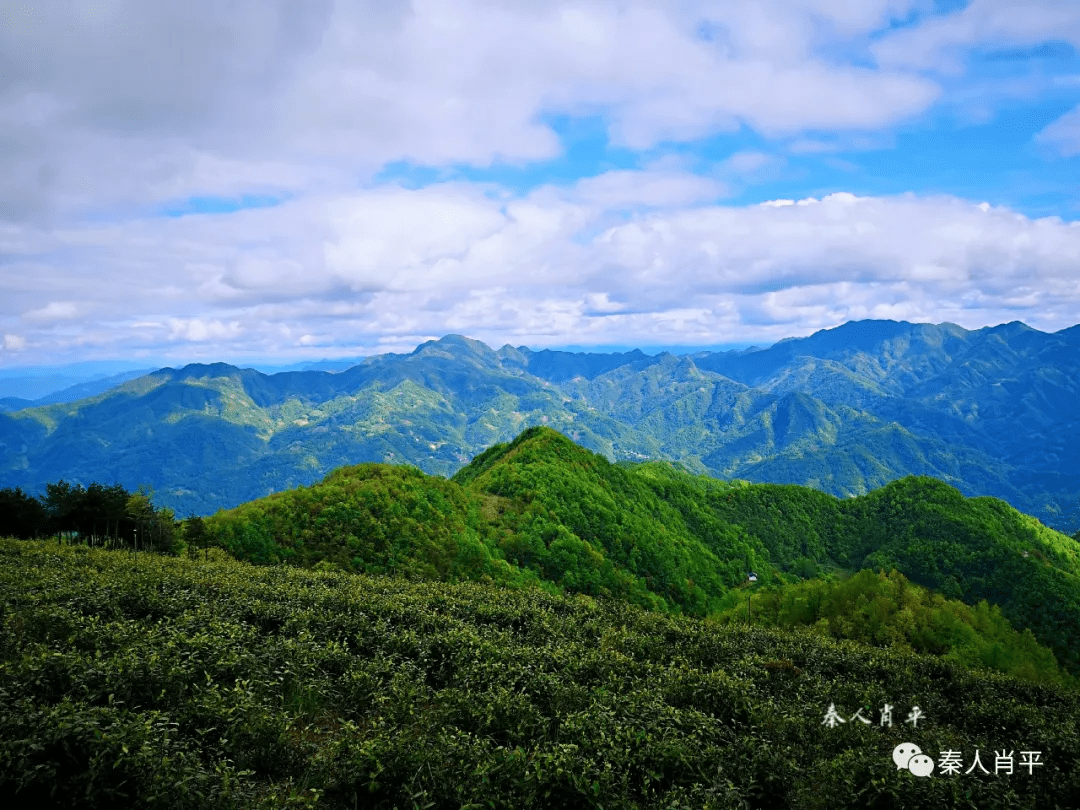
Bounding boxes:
1 0 1079 371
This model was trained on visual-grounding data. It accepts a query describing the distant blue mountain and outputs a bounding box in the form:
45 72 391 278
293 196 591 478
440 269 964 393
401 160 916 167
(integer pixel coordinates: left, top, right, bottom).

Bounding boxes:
0 369 156 410
0 320 1077 533
0 397 36 414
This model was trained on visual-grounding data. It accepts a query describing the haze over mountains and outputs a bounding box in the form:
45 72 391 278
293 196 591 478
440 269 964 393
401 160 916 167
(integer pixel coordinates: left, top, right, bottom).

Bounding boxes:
1 319 1078 532
0 368 157 413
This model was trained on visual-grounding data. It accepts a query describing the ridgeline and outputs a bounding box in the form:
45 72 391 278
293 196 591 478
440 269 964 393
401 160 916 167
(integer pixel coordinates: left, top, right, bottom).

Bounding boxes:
194 427 1080 679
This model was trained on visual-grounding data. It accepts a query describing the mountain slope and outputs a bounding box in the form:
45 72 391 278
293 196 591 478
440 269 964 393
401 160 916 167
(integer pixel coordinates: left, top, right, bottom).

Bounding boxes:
709 567 1070 687
204 427 763 617
0 368 155 407
199 426 1080 677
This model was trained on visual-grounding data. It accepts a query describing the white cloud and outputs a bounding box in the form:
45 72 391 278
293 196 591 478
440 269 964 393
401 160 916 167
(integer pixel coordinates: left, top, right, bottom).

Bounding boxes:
0 0 947 227
23 301 80 323
1036 104 1080 157
2 334 26 351
871 0 1080 74
167 318 243 342
584 292 625 314
2 181 1078 362
720 151 779 175
563 168 727 208
322 183 519 293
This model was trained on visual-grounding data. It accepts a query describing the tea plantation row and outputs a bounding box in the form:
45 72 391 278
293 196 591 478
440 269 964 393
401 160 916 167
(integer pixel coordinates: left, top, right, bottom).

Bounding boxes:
1 539 1078 809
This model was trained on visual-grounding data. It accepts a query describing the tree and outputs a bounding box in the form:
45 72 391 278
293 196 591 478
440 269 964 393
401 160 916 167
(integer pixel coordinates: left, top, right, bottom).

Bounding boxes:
44 480 83 540
102 483 133 546
183 514 210 557
0 487 47 538
73 483 114 545
153 505 178 553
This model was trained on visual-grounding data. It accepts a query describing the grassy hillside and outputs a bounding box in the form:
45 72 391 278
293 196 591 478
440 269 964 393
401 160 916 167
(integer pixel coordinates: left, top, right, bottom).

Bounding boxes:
2 539 1078 809
201 427 1080 680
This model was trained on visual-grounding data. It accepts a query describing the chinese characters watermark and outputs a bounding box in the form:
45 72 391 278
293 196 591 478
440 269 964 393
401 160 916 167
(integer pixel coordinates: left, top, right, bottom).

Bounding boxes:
822 702 923 728
822 704 1044 779
892 744 1043 778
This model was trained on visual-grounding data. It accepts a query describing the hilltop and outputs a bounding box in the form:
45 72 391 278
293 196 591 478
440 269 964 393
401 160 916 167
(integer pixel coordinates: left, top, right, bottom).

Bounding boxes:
201 426 1080 678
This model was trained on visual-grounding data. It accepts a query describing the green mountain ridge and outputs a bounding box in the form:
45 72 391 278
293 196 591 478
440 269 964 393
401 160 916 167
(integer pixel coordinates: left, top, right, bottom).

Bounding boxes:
1 320 1078 532
198 426 1080 680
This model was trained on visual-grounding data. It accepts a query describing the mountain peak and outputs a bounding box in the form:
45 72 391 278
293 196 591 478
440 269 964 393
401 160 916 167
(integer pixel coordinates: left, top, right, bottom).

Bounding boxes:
981 321 1039 335
411 335 496 358
1055 323 1080 344
451 425 599 488
167 362 249 380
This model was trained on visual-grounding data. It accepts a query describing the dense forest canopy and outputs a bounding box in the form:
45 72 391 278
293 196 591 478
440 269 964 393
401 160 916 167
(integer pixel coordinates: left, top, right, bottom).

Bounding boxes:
709 568 1072 688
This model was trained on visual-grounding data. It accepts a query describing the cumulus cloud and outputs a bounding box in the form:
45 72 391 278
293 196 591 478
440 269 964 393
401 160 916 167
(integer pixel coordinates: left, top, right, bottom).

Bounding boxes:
2 180 1078 363
22 301 80 323
167 318 244 342
0 0 946 227
566 169 727 209
871 0 1080 74
2 334 26 352
0 0 1077 364
719 151 779 175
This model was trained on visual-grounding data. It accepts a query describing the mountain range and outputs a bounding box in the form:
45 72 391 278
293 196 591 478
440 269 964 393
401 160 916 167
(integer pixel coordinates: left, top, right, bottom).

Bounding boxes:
1 319 1078 532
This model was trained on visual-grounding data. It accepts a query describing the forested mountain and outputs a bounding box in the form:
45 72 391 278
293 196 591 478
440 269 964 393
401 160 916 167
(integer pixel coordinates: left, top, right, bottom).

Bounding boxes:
1 320 1077 532
196 426 1080 678
0 368 154 411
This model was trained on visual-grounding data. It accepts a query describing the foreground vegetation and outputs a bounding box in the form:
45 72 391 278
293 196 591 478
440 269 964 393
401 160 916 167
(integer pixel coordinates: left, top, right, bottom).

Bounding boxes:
2 538 1078 809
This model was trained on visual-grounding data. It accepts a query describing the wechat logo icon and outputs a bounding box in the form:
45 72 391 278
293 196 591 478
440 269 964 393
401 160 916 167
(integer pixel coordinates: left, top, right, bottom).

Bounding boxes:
893 743 935 777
